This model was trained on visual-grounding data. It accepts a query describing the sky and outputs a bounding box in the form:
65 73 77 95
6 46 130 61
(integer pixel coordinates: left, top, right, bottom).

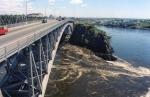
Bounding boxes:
0 0 150 19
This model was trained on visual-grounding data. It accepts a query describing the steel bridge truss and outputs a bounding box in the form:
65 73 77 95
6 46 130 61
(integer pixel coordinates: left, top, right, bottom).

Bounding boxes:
0 22 73 97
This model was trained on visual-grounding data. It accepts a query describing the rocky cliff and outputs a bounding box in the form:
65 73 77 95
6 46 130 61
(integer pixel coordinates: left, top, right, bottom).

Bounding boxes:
69 23 115 60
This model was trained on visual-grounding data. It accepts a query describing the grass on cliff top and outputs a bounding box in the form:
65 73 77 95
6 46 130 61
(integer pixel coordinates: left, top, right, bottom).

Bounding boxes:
75 21 111 39
70 21 113 54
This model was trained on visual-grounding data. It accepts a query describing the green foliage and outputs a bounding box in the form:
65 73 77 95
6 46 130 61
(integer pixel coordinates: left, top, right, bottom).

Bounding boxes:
94 18 150 29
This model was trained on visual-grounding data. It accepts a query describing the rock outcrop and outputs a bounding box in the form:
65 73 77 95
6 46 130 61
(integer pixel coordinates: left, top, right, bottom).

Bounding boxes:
69 23 115 60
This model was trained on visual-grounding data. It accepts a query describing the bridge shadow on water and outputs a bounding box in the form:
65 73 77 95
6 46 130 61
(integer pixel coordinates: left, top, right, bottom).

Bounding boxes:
45 44 150 97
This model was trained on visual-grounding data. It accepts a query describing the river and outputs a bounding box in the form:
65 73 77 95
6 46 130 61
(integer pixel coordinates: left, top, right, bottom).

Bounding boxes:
45 26 150 97
98 26 150 68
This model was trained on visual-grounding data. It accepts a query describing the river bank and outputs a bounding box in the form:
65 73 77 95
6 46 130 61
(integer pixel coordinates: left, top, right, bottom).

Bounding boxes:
96 25 150 31
45 44 150 97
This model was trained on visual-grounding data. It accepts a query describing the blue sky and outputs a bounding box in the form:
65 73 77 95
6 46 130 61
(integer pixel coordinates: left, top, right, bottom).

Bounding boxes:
0 0 150 19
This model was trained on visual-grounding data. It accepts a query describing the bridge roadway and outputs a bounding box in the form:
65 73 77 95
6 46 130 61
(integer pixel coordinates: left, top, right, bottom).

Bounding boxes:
0 20 60 47
0 19 64 63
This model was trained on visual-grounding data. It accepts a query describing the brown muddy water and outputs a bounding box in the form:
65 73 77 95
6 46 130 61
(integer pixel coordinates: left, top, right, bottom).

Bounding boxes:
45 44 150 97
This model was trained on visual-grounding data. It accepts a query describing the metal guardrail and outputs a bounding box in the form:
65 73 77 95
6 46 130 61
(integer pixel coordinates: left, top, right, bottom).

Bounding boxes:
0 20 71 63
0 15 44 26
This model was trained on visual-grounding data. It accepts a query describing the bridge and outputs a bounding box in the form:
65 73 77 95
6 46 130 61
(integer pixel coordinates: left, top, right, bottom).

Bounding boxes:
0 19 74 97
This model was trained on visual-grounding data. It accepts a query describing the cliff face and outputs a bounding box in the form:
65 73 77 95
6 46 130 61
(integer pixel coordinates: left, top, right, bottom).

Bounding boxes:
69 23 115 60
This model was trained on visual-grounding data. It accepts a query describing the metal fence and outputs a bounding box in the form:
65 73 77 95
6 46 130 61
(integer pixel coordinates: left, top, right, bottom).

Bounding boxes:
0 15 44 26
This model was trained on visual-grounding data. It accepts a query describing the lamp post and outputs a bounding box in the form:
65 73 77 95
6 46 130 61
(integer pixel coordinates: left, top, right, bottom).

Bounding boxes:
45 7 47 18
25 0 28 23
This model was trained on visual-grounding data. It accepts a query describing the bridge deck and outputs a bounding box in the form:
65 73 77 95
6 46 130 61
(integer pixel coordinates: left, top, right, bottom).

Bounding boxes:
0 20 60 47
0 20 65 63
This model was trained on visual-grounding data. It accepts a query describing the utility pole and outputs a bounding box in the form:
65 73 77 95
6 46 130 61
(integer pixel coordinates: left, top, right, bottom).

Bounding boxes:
45 7 47 18
25 0 28 23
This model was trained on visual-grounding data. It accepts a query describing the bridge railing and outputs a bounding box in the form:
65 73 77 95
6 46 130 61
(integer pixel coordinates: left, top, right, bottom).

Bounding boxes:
0 20 73 63
0 15 44 27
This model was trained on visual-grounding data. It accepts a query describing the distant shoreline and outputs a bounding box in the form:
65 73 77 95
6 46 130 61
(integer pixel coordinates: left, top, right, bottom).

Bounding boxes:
96 25 150 31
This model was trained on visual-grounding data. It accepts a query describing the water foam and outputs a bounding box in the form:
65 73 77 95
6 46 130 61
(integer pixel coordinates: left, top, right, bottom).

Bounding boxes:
108 60 150 97
141 88 150 97
107 61 150 77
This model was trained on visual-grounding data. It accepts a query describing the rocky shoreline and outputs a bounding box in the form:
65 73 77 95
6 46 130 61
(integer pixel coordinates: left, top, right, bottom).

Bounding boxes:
45 44 150 97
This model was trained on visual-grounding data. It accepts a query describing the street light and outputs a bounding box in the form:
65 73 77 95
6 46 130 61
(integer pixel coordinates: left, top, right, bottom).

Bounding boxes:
25 0 28 23
25 0 27 16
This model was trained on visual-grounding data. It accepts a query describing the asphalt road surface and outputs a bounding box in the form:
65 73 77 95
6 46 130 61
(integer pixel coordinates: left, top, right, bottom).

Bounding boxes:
0 20 60 47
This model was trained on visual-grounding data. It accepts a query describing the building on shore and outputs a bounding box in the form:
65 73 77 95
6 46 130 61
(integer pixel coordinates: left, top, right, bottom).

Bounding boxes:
27 13 43 18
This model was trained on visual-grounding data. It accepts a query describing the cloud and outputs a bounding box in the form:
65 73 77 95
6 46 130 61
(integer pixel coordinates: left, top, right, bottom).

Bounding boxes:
0 0 24 14
49 0 56 5
70 0 83 5
81 3 87 7
0 0 36 15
